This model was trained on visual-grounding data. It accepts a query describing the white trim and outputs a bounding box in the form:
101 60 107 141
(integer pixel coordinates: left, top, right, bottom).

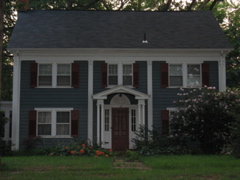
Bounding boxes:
147 61 153 131
12 52 21 150
92 85 150 100
37 62 72 88
168 63 202 88
34 108 73 138
219 51 226 91
88 60 93 142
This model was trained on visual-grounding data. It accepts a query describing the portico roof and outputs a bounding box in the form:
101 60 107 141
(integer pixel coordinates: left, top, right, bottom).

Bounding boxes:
92 85 150 100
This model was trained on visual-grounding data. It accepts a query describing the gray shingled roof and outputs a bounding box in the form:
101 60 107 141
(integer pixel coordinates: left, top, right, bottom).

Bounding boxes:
8 10 231 49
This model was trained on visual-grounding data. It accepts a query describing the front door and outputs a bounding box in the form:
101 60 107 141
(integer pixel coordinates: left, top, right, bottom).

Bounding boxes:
112 108 129 151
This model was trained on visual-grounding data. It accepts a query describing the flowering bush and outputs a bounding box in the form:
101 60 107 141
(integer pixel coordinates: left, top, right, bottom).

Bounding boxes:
43 141 114 157
171 87 240 154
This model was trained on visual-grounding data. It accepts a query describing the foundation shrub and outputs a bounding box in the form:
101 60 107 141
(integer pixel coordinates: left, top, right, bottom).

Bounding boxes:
171 87 240 154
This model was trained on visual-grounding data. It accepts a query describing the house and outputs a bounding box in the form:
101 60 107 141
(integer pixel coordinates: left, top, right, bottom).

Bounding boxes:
8 9 231 151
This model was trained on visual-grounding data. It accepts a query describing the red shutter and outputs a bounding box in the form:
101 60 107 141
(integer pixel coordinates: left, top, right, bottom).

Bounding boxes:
161 110 169 136
29 110 37 137
160 63 169 88
71 110 79 137
30 63 38 88
71 63 79 88
133 63 139 88
102 63 107 88
202 63 210 87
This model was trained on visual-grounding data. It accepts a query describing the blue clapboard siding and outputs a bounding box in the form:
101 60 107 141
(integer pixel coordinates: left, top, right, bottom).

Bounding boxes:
19 61 88 149
152 61 219 133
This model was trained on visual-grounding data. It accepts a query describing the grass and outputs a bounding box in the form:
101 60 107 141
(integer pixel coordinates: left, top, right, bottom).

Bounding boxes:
1 155 240 180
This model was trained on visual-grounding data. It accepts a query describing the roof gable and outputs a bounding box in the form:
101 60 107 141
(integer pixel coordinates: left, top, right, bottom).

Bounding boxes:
8 10 231 49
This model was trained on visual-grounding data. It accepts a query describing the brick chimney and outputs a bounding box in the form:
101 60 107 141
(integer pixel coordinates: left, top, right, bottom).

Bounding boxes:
17 0 29 11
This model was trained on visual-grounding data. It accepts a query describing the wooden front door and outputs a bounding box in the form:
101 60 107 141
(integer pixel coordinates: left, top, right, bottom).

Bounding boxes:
112 108 129 151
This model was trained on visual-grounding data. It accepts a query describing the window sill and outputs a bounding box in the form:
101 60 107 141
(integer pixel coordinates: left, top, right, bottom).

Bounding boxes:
38 135 73 138
106 85 134 89
36 86 73 89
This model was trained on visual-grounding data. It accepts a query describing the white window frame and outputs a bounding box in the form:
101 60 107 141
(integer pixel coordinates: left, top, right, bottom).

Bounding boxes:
169 63 202 88
35 108 73 138
107 62 134 87
37 62 72 88
167 107 178 135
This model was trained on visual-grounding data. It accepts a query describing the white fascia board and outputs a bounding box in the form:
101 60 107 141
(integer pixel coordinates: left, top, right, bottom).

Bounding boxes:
8 48 232 61
92 85 150 100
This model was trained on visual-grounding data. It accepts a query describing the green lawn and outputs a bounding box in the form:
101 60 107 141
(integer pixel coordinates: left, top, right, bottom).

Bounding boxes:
1 155 240 180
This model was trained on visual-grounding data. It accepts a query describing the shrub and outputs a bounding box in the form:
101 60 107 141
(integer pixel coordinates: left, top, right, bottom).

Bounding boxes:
41 140 115 157
132 125 189 155
170 87 240 154
0 110 11 156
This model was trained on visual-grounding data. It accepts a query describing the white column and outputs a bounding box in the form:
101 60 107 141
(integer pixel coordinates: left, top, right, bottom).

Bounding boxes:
219 51 226 91
88 60 93 141
96 101 100 145
147 61 153 131
138 102 141 126
101 101 104 147
142 101 145 126
118 62 122 85
12 51 21 150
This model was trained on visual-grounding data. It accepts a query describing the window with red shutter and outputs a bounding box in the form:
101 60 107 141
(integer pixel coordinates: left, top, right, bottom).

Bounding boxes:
202 63 210 87
133 63 139 88
71 63 79 88
71 110 79 137
29 110 37 137
161 110 169 136
160 63 169 88
30 63 38 88
102 63 108 87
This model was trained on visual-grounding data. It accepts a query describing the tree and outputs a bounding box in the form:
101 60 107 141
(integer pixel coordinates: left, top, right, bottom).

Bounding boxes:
171 87 240 154
0 0 5 102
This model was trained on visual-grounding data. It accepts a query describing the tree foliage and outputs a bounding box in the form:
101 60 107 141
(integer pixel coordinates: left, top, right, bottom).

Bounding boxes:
170 87 240 154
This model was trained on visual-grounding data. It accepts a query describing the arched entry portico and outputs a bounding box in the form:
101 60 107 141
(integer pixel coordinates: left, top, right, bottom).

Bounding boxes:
92 85 150 150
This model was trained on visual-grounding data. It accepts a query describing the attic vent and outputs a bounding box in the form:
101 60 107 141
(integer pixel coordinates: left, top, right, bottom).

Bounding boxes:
142 33 148 43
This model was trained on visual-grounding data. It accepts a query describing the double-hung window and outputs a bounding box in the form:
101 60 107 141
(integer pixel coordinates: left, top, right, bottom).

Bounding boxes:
106 63 135 86
38 63 71 87
39 64 52 86
169 65 182 87
108 64 118 85
36 109 71 137
187 65 200 87
169 64 201 88
123 64 133 85
57 64 71 86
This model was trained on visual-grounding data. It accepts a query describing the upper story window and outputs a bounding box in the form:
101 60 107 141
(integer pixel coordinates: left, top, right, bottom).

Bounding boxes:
102 63 138 88
187 65 200 87
169 65 182 87
39 64 52 86
123 64 133 85
57 64 71 86
108 64 118 85
165 63 204 88
30 62 79 88
38 63 71 87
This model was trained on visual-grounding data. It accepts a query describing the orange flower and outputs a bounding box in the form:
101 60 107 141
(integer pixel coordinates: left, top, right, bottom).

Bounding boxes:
81 144 86 148
70 151 76 154
80 149 85 154
65 146 69 149
105 154 109 157
88 146 92 149
108 149 112 152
